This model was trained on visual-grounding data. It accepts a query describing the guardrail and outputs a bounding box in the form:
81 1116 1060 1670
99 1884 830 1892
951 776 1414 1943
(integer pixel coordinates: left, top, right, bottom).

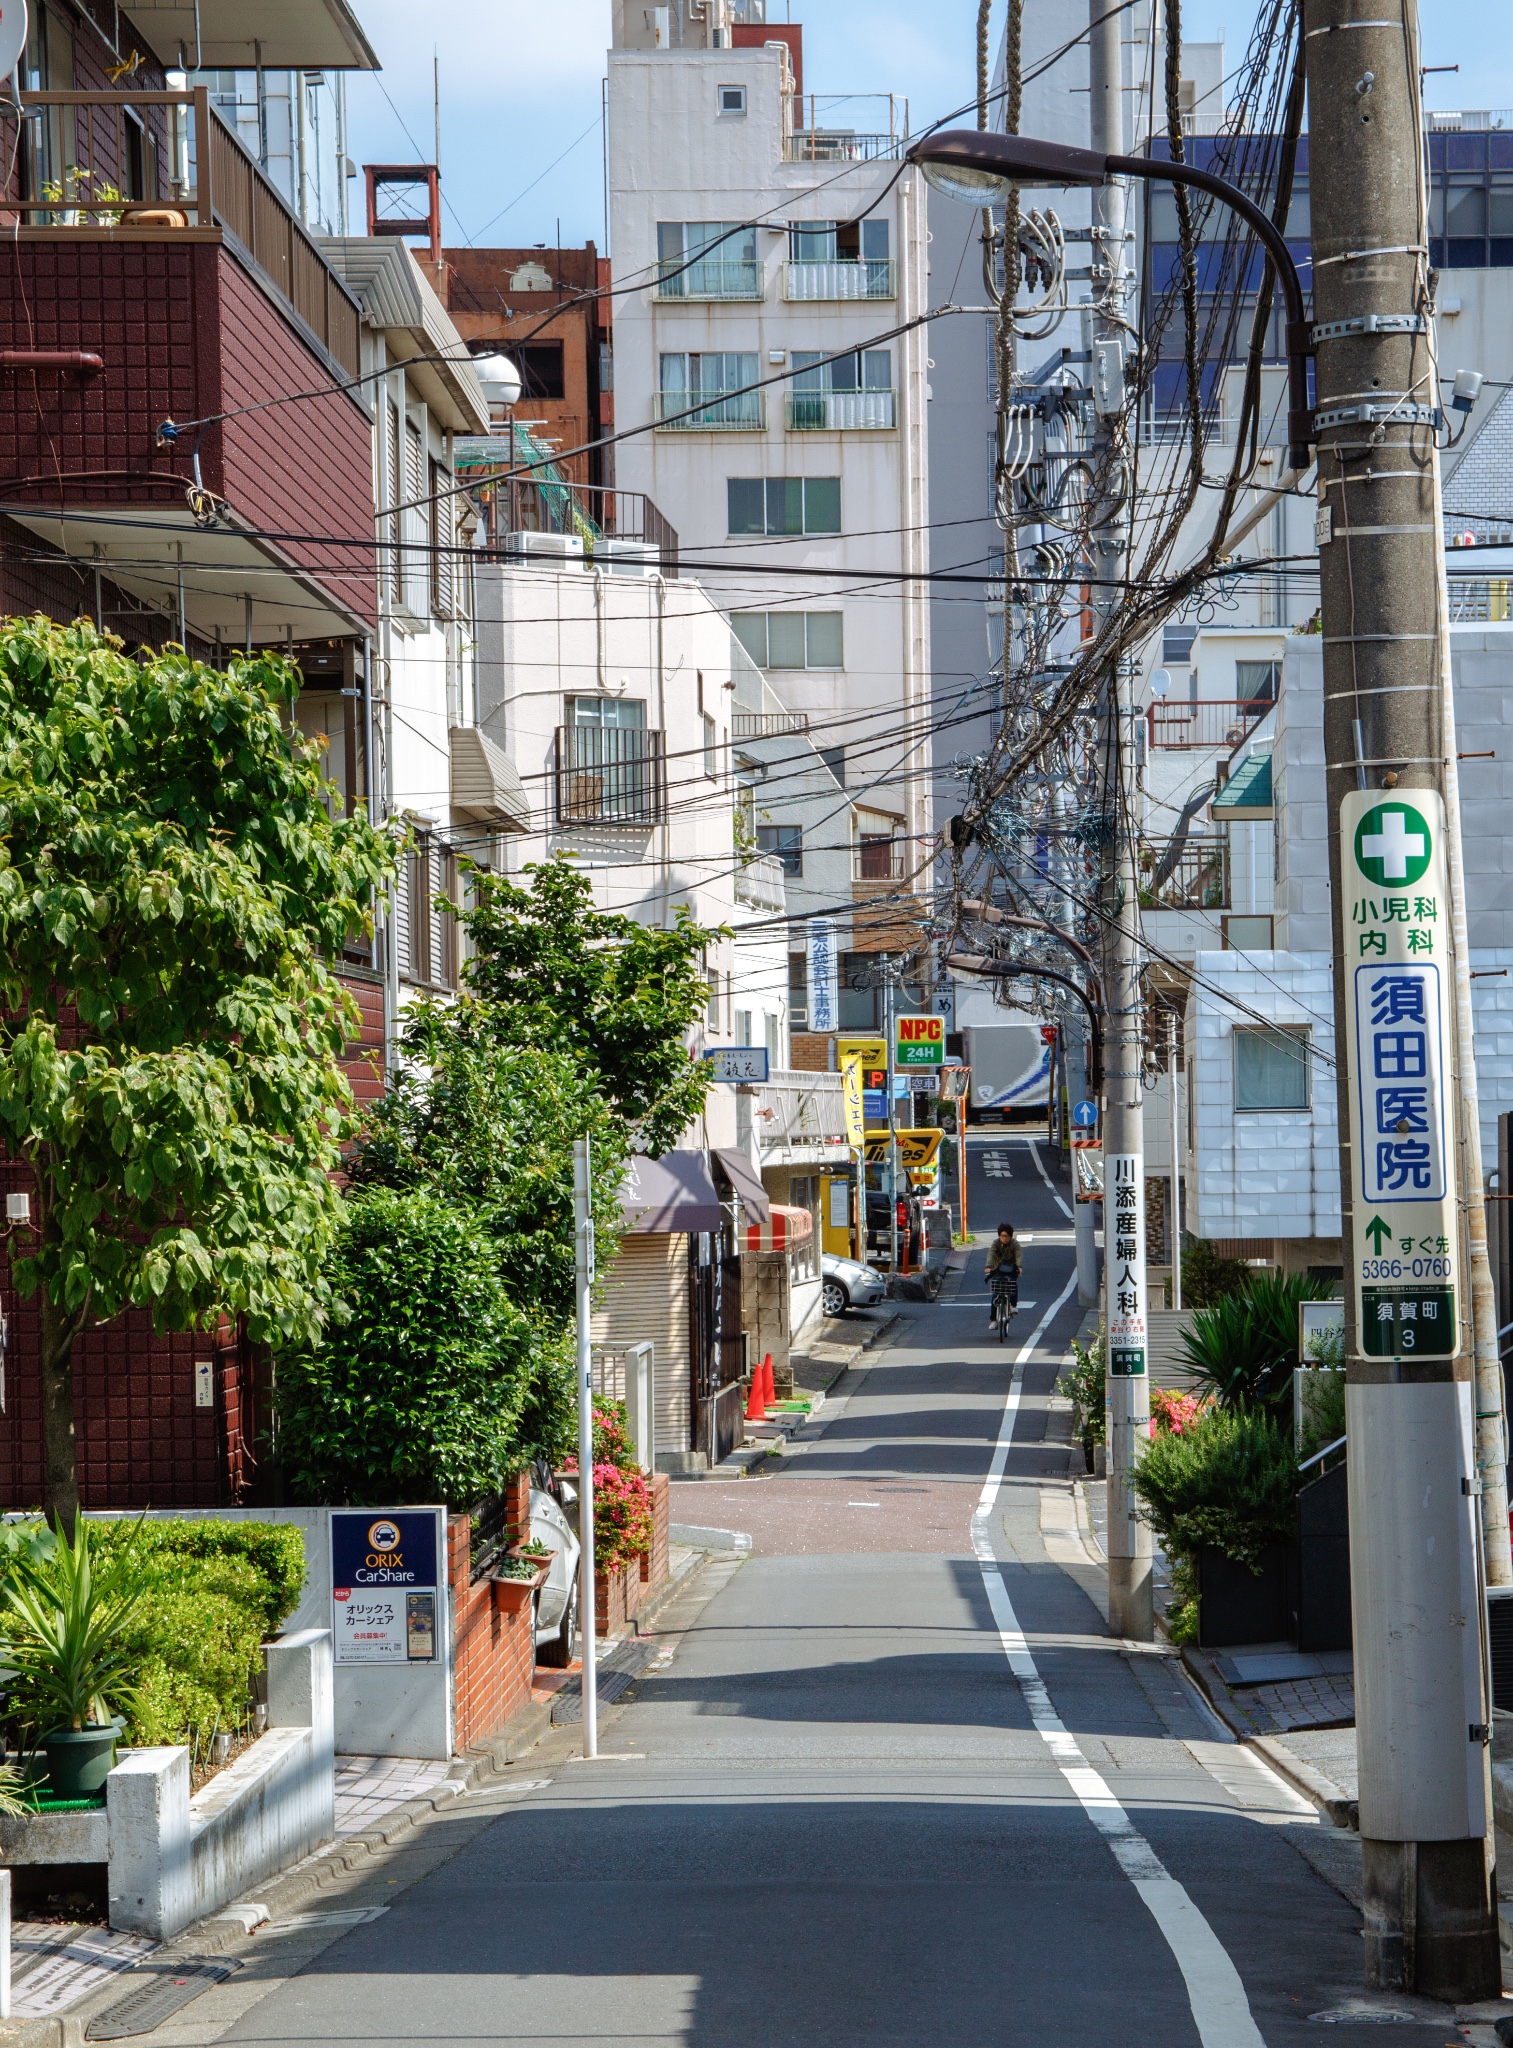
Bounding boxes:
1147 698 1274 750
655 259 763 300
1447 576 1513 623
785 258 895 300
735 855 786 912
788 389 896 431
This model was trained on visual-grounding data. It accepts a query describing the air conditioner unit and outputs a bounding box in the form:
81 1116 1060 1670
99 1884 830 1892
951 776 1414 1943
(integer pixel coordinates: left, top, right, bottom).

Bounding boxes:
594 539 660 578
505 530 585 566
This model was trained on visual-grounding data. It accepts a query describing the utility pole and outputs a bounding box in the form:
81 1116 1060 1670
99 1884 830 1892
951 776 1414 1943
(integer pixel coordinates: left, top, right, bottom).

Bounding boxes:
1305 0 1498 2000
573 1138 598 1761
1089 0 1152 1642
882 954 900 1274
1167 1011 1182 1311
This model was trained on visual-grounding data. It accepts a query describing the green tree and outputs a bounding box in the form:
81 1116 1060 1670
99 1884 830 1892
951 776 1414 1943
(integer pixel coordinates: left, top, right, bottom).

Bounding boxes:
458 855 722 1155
274 1189 540 1506
0 618 394 1529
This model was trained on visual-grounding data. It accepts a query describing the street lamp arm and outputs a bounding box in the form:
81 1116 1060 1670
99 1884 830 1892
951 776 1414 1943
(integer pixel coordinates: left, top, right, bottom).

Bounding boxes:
944 952 1104 1093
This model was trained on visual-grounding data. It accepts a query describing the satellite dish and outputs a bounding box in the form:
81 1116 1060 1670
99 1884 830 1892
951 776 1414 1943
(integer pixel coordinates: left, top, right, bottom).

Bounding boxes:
471 352 522 408
0 0 29 85
1150 667 1173 700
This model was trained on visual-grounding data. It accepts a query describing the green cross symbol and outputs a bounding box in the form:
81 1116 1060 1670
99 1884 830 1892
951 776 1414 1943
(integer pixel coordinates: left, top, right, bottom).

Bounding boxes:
1355 803 1432 887
1363 1215 1393 1254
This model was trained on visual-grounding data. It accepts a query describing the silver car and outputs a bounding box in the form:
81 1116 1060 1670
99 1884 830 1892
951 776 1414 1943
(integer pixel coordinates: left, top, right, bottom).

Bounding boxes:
821 1252 888 1318
529 1483 582 1668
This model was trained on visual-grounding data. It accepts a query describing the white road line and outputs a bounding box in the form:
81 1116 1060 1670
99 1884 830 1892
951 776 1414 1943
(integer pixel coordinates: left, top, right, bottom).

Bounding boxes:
972 1290 1267 2048
1026 1137 1075 1220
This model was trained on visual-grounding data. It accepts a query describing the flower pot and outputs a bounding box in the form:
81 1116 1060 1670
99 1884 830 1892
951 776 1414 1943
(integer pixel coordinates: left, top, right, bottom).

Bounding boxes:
490 1563 550 1615
43 1721 120 1800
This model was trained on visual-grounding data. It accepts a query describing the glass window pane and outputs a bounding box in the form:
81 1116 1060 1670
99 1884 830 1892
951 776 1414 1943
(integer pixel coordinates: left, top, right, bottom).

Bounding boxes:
659 352 687 391
766 612 807 667
1491 188 1513 236
861 218 890 259
757 825 802 875
790 221 834 260
1283 187 1310 239
863 349 892 389
1234 1030 1309 1110
1236 660 1279 703
828 350 861 391
802 477 841 532
804 612 843 666
728 478 766 534
1149 190 1181 241
732 614 768 665
657 221 684 263
791 350 826 390
1448 184 1487 236
768 477 804 533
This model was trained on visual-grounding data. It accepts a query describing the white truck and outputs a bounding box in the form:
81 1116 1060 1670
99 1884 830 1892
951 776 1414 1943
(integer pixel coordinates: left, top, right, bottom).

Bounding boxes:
962 1023 1052 1122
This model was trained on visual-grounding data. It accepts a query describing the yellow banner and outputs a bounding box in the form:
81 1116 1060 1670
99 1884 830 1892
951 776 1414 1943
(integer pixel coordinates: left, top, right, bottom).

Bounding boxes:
840 1058 865 1150
863 1128 943 1170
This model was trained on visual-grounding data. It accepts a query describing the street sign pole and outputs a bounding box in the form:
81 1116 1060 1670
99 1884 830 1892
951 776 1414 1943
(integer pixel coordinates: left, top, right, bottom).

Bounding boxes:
573 1137 597 1762
883 956 898 1275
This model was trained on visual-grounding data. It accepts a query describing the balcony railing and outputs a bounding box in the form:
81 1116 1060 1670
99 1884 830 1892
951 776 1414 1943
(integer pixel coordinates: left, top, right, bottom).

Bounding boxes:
12 90 361 379
784 132 903 163
1447 576 1513 623
656 259 763 300
655 389 765 430
853 838 906 882
751 1070 848 1164
732 709 810 739
734 855 786 912
1141 841 1230 911
784 258 895 300
788 389 896 431
1147 698 1275 750
555 726 667 827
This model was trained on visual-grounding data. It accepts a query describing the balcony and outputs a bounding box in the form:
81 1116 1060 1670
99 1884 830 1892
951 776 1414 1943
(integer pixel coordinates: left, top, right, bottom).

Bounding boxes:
750 1070 848 1167
853 837 907 882
654 389 765 430
788 389 896 431
655 259 763 301
555 726 667 828
784 259 895 300
0 89 374 642
734 855 787 912
1447 576 1513 623
732 709 809 739
1141 841 1230 911
784 132 903 163
1147 699 1275 750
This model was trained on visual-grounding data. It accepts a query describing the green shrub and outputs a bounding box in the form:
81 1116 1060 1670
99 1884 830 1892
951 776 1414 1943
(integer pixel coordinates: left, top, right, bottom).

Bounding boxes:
274 1188 536 1508
1178 1268 1337 1410
1131 1407 1298 1572
1298 1366 1346 1463
1180 1235 1251 1307
1056 1328 1106 1458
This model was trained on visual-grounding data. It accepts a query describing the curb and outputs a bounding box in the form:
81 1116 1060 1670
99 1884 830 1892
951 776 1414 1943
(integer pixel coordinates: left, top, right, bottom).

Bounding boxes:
669 1524 752 1553
0 1554 718 2047
1179 1646 1360 1829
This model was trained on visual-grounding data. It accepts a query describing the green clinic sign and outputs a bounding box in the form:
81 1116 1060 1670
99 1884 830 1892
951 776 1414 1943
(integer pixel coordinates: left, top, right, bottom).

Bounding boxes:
894 1014 944 1069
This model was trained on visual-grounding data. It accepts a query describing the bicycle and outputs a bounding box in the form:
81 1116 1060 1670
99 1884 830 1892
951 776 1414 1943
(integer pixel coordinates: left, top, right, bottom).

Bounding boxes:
991 1271 1019 1342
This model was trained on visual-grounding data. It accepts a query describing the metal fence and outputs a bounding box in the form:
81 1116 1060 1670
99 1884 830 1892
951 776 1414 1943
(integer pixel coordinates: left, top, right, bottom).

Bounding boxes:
1142 841 1230 910
1147 699 1274 750
555 726 667 827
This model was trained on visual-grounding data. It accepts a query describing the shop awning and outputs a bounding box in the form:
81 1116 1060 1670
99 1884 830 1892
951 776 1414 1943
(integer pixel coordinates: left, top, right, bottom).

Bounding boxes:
619 1151 725 1234
745 1204 814 1254
712 1148 771 1224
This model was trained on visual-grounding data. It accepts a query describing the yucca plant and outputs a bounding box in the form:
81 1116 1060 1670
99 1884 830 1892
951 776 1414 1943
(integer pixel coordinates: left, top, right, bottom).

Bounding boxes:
1 1518 149 1733
1177 1268 1337 1411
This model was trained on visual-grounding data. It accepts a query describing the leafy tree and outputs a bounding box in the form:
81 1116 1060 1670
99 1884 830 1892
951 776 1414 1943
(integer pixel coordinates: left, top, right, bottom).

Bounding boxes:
0 618 394 1529
458 855 722 1155
274 1189 541 1506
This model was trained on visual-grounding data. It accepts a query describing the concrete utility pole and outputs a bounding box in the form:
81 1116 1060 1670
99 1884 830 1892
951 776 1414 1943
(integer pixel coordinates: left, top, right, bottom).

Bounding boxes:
1305 0 1499 1999
1089 0 1153 1642
573 1138 598 1762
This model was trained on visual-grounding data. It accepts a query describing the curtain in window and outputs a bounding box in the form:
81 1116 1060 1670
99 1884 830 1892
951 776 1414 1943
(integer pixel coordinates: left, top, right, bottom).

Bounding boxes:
1233 1030 1309 1110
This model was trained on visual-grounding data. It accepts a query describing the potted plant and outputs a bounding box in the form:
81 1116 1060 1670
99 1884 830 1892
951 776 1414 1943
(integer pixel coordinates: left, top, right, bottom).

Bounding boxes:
490 1542 553 1615
1 1520 147 1800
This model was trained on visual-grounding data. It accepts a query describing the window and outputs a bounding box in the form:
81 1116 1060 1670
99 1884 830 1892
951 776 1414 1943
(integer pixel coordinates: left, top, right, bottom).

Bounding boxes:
788 218 890 263
727 476 841 535
429 457 454 621
1162 624 1197 666
732 611 843 669
1233 1028 1310 1111
707 973 722 1032
735 1009 754 1045
568 695 646 728
820 745 845 786
702 713 719 777
758 825 803 876
657 221 759 297
718 84 747 115
765 1012 781 1066
660 351 761 427
516 344 565 400
790 349 895 429
1236 659 1280 706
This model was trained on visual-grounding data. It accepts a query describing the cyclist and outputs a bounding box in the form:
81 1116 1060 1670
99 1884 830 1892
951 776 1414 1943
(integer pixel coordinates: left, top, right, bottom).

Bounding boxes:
984 1224 1022 1328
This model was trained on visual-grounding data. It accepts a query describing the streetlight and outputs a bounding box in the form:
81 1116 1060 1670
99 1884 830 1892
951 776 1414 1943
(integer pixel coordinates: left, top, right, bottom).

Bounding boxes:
905 129 1314 472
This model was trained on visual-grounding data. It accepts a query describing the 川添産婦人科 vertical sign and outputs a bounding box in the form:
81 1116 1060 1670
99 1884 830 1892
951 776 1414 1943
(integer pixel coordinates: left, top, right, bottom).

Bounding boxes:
1107 1153 1147 1376
1341 790 1459 1361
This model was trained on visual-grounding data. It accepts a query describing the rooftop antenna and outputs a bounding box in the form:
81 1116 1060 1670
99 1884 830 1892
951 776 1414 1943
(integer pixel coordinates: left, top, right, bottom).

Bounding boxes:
433 50 440 171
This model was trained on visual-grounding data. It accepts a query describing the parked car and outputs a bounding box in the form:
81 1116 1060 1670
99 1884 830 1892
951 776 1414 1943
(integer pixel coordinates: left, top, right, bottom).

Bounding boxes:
821 1252 888 1318
862 1165 925 1266
527 1466 582 1668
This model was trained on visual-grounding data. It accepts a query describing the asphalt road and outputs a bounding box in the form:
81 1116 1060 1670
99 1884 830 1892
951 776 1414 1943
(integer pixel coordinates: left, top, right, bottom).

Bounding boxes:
182 1136 1456 2048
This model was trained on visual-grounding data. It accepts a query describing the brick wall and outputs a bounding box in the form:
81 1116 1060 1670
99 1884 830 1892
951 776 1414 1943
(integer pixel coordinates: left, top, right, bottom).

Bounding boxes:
447 1504 536 1754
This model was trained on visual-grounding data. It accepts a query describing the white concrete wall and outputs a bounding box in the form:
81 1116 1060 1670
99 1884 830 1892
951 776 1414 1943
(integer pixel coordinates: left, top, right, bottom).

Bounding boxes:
107 1630 335 1941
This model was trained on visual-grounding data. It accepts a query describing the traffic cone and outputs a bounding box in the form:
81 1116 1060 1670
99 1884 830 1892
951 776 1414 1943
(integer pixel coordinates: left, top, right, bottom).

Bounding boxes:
759 1352 776 1412
745 1367 765 1422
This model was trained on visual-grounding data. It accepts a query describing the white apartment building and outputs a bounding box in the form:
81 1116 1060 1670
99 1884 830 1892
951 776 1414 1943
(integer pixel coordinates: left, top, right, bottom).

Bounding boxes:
605 1 933 870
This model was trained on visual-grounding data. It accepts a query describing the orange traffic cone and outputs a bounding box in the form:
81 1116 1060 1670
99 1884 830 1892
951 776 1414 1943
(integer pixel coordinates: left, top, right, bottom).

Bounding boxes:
760 1352 776 1412
745 1367 765 1422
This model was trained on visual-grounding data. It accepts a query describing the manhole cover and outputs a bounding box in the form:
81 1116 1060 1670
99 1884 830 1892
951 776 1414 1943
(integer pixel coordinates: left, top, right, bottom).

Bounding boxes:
86 1956 242 2040
1308 2008 1422 2025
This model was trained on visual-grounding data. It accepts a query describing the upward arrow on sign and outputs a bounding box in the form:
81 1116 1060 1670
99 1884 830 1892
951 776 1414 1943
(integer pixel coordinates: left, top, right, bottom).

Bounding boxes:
1364 1215 1393 1254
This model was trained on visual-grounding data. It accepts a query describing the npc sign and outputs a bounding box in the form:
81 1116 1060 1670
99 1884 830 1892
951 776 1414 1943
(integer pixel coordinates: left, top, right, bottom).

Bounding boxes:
1341 790 1459 1361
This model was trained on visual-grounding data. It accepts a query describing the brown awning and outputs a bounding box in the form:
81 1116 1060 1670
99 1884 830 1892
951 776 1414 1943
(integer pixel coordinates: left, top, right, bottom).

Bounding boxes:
712 1148 771 1224
619 1151 724 1235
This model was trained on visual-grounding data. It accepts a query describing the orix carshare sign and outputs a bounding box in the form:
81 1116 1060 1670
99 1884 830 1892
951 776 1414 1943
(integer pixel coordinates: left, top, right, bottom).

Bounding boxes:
330 1510 440 1664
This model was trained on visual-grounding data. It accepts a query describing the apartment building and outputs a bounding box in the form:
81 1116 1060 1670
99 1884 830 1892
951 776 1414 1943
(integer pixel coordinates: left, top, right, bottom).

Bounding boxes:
606 0 932 1033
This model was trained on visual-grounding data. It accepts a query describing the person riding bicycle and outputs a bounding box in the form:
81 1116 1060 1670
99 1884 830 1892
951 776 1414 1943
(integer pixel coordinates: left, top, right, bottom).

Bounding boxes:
984 1224 1021 1325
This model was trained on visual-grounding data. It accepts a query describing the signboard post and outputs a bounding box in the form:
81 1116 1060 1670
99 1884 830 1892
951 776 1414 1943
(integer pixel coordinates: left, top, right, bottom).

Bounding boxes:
1340 791 1459 1363
894 1014 945 1070
1107 1154 1148 1377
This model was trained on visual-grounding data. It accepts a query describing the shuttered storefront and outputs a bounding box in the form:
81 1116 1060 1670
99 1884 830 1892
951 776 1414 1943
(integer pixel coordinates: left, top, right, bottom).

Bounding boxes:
591 1233 691 1456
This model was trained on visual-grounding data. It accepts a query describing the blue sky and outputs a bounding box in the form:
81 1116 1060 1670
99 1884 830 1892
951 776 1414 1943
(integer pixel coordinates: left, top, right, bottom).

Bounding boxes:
342 0 1513 253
